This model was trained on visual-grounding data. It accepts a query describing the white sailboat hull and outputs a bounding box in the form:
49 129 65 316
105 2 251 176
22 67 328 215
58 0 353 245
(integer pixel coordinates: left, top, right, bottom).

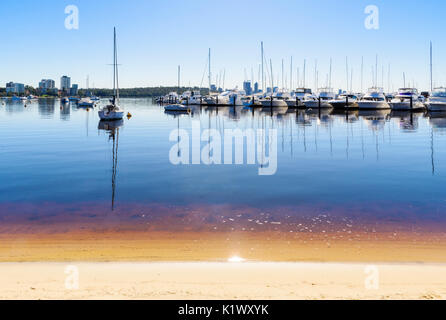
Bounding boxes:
98 110 124 120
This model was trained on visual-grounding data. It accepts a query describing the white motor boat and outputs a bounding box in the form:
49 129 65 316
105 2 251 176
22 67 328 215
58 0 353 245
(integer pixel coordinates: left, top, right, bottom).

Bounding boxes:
98 28 124 121
241 94 263 107
260 96 288 108
427 87 446 112
78 98 95 107
180 90 203 105
161 92 179 103
328 93 359 109
357 88 390 110
287 88 313 108
389 88 425 111
304 88 335 108
164 104 190 112
227 90 247 106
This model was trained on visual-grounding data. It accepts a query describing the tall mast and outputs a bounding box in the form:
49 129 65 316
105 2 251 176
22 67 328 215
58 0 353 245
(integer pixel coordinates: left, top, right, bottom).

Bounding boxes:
113 27 119 103
282 59 284 90
178 65 181 90
382 65 384 89
303 59 306 88
346 57 349 92
314 59 318 91
430 41 433 92
329 57 332 90
350 68 353 92
388 64 390 93
270 59 274 90
375 54 378 88
208 48 211 92
361 56 364 93
261 42 264 93
113 28 116 97
290 56 293 91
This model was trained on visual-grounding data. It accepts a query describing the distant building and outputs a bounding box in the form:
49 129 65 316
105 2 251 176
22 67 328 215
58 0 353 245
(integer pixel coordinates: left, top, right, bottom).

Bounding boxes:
6 82 25 95
210 84 217 92
254 82 259 93
38 79 56 94
70 84 79 96
60 76 71 92
39 79 55 90
243 81 252 95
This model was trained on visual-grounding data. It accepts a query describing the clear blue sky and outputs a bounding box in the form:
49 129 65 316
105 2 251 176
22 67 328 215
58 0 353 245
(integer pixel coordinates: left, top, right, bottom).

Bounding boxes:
0 0 443 91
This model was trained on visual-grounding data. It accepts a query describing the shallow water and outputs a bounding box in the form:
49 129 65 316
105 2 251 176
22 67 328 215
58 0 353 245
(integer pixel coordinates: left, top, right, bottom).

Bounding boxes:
1 98 445 232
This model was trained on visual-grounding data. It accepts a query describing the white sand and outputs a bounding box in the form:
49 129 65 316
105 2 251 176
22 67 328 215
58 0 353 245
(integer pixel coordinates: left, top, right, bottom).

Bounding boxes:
0 262 445 300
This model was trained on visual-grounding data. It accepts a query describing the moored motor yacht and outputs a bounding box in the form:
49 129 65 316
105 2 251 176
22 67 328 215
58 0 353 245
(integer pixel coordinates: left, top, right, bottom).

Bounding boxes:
164 104 191 112
389 88 425 111
289 88 313 108
427 87 446 112
78 98 95 108
357 88 390 110
260 95 288 108
304 88 335 108
328 93 359 109
180 90 203 105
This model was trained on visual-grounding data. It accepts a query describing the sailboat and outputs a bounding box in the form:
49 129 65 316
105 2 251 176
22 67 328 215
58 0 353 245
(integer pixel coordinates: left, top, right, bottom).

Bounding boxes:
98 27 124 121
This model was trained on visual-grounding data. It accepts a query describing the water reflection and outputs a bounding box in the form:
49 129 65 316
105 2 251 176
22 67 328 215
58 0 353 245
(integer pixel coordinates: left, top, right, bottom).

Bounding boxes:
59 101 70 121
38 99 56 119
429 111 446 132
390 111 423 132
1 99 446 211
98 120 123 211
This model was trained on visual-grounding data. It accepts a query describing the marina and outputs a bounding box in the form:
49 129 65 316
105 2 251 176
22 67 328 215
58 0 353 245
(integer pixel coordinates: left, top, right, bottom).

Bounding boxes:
2 0 446 302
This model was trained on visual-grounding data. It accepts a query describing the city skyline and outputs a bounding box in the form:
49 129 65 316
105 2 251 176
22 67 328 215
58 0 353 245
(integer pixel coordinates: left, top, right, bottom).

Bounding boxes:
0 0 445 91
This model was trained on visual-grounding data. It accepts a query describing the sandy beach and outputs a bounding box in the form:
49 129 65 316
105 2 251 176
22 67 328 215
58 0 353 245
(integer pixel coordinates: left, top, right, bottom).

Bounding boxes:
1 229 445 299
0 262 445 300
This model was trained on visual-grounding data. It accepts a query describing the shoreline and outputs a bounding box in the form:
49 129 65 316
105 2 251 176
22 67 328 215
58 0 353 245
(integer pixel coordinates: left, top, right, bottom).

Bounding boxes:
1 230 446 263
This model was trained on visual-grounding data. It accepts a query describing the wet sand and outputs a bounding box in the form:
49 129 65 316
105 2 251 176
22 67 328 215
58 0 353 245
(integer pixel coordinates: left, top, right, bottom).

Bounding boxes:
0 262 445 300
1 230 446 263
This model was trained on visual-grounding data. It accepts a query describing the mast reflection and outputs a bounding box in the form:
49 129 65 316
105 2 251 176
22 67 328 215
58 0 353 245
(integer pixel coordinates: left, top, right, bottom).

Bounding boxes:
98 120 123 211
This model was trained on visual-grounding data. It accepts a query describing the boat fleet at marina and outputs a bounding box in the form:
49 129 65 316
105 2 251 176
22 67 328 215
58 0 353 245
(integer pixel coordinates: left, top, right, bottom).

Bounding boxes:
159 86 444 112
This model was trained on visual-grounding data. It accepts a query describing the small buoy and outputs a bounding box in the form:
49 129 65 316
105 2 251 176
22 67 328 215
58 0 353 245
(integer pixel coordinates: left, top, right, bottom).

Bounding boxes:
127 112 132 119
86 108 90 112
